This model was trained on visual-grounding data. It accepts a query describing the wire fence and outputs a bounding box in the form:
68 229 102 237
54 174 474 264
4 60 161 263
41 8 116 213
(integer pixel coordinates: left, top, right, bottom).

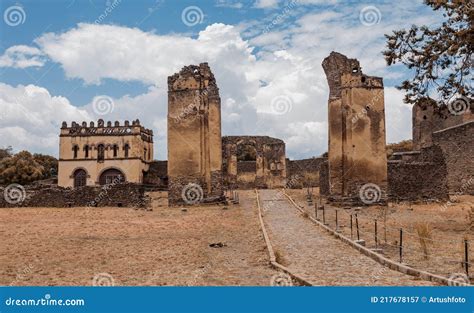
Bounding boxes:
296 192 472 281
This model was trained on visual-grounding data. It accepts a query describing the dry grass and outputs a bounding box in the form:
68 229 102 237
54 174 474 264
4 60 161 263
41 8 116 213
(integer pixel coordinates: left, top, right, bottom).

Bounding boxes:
414 222 433 260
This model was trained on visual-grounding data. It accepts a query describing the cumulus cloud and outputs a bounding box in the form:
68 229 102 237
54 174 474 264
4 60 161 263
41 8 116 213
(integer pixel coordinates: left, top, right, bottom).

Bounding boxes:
0 83 91 155
2 0 440 159
0 45 46 69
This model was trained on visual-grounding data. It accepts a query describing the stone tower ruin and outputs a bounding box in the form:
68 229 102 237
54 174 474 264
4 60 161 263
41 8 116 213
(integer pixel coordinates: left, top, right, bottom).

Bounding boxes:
322 52 388 204
167 63 224 206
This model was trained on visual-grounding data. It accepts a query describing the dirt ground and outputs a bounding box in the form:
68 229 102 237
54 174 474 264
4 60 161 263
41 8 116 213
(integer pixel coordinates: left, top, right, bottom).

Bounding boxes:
286 188 473 281
0 190 277 286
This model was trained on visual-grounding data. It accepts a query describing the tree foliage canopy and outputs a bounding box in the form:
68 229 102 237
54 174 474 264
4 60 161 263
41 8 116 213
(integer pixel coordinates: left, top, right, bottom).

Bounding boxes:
0 151 45 185
33 153 58 179
383 0 473 104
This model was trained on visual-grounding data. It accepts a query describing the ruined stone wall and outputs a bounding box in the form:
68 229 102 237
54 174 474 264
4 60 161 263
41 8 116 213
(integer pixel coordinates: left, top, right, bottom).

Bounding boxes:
144 161 168 188
387 146 448 201
322 51 387 204
412 98 473 151
432 121 474 195
319 160 330 196
0 183 148 208
286 158 326 188
222 136 286 189
167 63 224 205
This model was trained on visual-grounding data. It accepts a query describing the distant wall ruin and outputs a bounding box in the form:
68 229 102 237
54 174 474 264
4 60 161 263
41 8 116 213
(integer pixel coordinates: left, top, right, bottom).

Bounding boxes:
322 51 388 204
222 136 286 189
286 157 326 188
167 63 224 205
412 98 473 151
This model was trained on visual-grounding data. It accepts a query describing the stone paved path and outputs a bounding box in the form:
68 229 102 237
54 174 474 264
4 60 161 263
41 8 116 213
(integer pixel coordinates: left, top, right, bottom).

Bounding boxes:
259 190 435 286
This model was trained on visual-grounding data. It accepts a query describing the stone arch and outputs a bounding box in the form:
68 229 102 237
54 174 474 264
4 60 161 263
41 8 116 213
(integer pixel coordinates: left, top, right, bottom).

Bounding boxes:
222 136 286 189
98 167 126 185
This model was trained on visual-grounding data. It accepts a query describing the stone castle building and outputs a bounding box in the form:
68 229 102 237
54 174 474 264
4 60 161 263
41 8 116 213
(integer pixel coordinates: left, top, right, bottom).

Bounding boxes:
58 119 154 188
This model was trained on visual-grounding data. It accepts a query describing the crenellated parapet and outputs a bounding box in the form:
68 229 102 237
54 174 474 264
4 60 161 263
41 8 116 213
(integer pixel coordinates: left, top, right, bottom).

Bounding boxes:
60 119 153 143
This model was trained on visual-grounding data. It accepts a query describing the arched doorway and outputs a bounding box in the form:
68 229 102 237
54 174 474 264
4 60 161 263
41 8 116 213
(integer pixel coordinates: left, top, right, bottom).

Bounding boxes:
99 168 125 185
236 143 257 188
73 169 87 188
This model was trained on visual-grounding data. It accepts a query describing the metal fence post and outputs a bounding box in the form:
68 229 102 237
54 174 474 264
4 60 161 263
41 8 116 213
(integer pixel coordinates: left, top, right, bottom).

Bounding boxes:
399 228 403 263
356 214 360 241
465 239 469 277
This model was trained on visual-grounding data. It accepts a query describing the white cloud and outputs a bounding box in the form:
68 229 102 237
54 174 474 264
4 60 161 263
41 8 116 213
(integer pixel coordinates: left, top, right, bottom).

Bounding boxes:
215 0 244 9
0 45 46 69
0 83 91 155
254 0 279 9
2 0 442 159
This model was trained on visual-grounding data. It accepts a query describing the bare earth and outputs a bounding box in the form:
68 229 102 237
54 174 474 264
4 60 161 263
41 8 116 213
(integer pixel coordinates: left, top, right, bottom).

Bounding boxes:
259 189 434 286
286 189 473 281
0 190 276 286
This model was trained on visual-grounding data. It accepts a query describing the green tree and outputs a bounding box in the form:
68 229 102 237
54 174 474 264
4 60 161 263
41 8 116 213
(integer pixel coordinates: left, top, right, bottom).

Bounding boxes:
383 0 473 104
0 151 44 185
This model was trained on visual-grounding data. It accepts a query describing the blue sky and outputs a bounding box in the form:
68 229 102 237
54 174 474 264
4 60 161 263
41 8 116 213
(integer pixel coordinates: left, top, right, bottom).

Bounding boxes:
0 0 443 159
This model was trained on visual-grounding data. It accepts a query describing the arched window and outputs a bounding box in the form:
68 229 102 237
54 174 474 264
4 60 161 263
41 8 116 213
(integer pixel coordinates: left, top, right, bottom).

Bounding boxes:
84 145 90 158
97 144 105 162
73 145 79 159
73 169 87 187
99 168 125 185
113 144 118 157
124 144 130 158
144 148 147 160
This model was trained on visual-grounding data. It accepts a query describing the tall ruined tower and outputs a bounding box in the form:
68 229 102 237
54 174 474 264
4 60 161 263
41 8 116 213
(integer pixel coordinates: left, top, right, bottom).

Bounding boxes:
322 52 387 204
167 63 224 206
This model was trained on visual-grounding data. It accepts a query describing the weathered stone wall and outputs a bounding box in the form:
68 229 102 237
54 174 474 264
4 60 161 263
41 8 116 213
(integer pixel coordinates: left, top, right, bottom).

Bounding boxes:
322 51 388 204
412 98 473 151
222 136 286 189
432 121 474 195
144 160 168 187
286 157 326 188
387 145 449 201
319 160 330 196
167 63 224 205
0 183 148 208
